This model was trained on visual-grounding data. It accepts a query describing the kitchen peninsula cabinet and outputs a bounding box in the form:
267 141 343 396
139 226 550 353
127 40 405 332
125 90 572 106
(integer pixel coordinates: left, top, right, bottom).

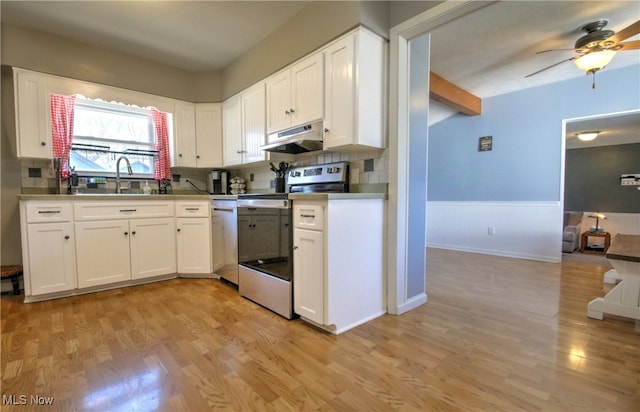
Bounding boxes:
173 102 223 168
21 203 76 296
266 52 324 135
323 28 386 151
292 195 386 334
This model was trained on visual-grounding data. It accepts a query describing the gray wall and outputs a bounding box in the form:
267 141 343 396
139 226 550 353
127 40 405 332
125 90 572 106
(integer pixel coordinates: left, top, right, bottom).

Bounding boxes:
1 24 201 102
564 143 640 213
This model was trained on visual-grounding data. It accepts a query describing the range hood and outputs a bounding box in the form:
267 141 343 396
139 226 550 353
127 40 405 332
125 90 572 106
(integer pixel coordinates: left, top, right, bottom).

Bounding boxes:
262 121 324 154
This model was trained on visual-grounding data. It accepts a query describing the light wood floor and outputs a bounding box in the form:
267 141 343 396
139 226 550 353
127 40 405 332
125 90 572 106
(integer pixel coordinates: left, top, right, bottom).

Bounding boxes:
2 249 638 411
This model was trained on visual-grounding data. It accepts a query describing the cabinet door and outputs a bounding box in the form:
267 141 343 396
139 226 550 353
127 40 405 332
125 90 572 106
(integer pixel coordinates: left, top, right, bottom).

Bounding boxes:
291 53 324 126
222 94 243 167
27 222 75 295
195 103 223 168
293 228 324 324
252 215 281 259
130 218 176 280
75 220 131 288
173 101 197 167
265 70 291 134
323 35 356 149
211 215 225 272
14 69 52 159
242 82 267 164
176 218 212 274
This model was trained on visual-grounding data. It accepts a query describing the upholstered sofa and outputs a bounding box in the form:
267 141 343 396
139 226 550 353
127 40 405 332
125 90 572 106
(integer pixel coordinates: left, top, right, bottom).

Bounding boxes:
562 212 584 253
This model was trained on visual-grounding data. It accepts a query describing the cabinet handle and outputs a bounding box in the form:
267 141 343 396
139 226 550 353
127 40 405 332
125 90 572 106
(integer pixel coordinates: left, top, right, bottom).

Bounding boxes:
119 209 137 213
185 208 200 211
196 155 200 159
179 153 183 157
177 228 181 232
292 246 298 250
41 141 46 146
300 214 316 218
285 110 290 115
64 235 70 240
38 210 61 214
236 150 246 154
213 208 234 212
290 108 295 113
132 231 136 235
124 232 129 236
324 128 330 133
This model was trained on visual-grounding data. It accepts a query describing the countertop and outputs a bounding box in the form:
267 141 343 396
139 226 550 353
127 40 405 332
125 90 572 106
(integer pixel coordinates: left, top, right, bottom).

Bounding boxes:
19 192 386 201
18 194 211 201
288 192 387 200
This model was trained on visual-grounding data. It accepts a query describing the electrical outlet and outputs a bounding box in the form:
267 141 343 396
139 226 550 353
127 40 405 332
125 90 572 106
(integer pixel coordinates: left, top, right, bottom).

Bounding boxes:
488 226 496 236
180 178 190 188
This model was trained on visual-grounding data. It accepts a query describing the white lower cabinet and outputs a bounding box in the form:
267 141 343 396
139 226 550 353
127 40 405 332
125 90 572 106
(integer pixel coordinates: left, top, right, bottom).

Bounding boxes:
176 218 212 274
175 199 212 275
75 220 132 288
26 222 76 295
130 218 176 279
293 199 385 334
75 217 176 288
20 202 76 297
293 227 324 324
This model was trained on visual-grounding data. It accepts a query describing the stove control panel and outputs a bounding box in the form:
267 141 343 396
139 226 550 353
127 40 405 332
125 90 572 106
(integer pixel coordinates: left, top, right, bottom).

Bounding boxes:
288 161 349 186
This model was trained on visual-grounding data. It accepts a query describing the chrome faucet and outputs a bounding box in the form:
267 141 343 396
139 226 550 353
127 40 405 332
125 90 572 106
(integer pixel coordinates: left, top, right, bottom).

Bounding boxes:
116 156 133 193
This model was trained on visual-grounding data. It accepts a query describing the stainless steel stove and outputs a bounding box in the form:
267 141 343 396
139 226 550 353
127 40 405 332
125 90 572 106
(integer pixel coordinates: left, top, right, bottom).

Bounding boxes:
236 162 348 319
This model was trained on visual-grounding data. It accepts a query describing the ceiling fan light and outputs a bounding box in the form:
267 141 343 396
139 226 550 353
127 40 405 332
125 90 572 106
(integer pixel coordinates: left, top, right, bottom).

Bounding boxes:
576 131 600 141
574 50 616 72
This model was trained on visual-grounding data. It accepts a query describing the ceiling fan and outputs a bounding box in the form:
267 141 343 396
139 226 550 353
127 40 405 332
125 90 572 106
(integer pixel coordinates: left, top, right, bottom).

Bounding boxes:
526 19 640 88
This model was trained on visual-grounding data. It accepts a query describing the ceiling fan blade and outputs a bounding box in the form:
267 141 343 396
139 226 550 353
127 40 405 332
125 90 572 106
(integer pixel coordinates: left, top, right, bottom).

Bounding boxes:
525 56 577 78
618 40 640 51
536 48 579 54
605 20 640 45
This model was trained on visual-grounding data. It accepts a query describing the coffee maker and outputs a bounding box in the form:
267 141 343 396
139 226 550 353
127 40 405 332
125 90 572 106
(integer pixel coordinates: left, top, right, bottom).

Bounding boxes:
208 170 230 194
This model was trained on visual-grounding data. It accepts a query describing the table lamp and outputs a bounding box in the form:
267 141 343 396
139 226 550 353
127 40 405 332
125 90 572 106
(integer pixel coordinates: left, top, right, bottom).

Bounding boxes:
588 212 606 232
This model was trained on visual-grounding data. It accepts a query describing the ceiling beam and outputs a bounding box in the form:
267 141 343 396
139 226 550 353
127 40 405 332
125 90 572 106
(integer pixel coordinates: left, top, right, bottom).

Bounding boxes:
430 72 481 116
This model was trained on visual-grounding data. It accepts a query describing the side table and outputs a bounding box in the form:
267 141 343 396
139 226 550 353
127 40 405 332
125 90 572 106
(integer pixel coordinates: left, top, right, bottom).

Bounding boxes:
580 231 611 255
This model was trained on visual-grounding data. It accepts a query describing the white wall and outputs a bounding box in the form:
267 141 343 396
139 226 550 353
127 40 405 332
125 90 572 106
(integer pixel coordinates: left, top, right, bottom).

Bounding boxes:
427 201 563 263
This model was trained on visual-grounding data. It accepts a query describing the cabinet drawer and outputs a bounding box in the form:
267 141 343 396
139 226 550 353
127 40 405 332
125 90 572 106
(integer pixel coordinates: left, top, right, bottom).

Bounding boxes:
74 202 174 221
175 201 210 218
294 204 324 230
25 203 73 223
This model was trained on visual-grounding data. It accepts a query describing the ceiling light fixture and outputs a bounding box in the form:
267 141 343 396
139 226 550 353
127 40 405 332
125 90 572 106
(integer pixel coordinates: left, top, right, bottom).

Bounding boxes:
576 131 600 141
574 50 616 89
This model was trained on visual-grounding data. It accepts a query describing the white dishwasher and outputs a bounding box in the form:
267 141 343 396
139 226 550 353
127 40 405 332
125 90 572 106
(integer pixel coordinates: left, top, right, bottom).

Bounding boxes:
211 199 238 285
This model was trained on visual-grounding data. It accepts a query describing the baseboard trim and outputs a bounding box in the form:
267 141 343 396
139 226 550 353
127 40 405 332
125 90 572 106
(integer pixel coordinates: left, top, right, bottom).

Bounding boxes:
427 243 561 263
391 292 428 315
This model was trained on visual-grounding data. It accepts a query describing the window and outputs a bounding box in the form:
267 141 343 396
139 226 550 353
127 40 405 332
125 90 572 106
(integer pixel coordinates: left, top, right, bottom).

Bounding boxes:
69 98 157 177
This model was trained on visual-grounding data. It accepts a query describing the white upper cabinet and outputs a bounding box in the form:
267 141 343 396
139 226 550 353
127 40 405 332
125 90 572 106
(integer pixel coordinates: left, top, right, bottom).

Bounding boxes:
173 102 222 168
266 52 324 135
323 28 387 151
223 82 268 167
173 101 197 167
195 103 223 167
222 93 243 167
13 68 53 159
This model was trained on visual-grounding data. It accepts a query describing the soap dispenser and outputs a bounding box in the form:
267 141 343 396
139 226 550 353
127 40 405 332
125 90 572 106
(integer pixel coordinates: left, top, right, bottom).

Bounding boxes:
143 181 152 194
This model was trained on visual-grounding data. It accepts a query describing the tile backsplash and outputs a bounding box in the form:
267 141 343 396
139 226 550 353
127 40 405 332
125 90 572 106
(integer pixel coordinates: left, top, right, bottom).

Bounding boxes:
20 150 389 194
